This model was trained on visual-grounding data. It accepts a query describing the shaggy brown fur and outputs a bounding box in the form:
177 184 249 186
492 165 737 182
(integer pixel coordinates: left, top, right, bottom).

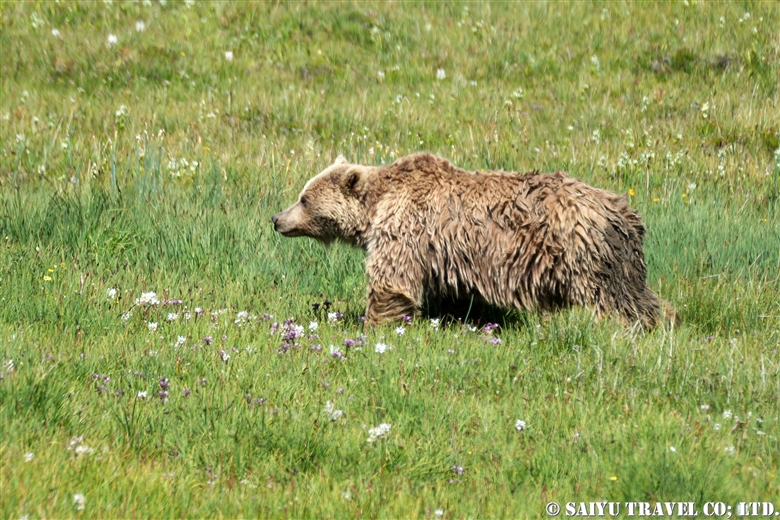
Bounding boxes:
273 153 669 327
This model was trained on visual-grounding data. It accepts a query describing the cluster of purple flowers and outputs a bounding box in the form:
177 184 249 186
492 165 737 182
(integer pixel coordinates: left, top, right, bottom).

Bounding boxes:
244 393 265 408
92 373 111 394
482 323 502 344
271 318 307 354
158 377 170 402
449 465 465 484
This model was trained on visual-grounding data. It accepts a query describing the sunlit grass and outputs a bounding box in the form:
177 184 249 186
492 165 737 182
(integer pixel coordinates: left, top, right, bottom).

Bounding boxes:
1 1 779 518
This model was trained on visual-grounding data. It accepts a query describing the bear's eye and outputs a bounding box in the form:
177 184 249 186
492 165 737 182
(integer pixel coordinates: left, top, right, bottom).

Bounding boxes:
300 196 308 207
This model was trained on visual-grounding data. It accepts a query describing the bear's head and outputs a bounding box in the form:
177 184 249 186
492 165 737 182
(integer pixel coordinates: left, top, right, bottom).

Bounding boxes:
272 156 371 247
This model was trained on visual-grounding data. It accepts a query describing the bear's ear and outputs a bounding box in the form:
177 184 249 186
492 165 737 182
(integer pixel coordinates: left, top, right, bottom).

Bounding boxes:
334 155 348 166
342 165 368 197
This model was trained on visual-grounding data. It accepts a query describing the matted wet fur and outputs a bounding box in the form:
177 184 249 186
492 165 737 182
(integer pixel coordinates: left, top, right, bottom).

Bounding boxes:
273 153 674 328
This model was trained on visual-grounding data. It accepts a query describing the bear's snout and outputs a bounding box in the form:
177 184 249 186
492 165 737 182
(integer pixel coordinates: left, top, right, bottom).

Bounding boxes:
272 207 303 237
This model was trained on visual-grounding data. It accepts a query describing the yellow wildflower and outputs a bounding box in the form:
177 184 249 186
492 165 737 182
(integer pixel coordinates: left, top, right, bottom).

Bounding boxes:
609 476 618 481
653 198 660 203
44 275 52 281
628 188 635 197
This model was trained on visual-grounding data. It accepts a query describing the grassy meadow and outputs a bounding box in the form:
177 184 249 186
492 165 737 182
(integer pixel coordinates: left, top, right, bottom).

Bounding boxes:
1 1 779 517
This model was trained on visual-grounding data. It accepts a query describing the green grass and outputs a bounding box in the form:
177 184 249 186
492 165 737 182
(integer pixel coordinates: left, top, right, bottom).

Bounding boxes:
1 1 779 518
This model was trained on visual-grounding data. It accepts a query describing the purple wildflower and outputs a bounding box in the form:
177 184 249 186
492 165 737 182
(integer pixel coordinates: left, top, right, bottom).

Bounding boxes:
451 465 464 476
402 315 413 324
483 323 499 333
199 378 207 387
329 345 345 359
165 299 183 306
321 380 331 389
133 371 146 379
158 390 169 402
194 307 203 315
336 387 345 394
182 388 191 397
203 336 213 345
262 313 274 320
490 337 501 345
343 338 356 348
252 397 265 406
310 344 322 352
159 377 170 390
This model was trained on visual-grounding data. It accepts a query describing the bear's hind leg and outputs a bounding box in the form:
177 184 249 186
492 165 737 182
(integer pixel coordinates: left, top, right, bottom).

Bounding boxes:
366 285 419 326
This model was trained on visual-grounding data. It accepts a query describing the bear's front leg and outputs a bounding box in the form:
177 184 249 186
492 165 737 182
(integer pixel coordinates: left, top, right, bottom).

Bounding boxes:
365 247 424 326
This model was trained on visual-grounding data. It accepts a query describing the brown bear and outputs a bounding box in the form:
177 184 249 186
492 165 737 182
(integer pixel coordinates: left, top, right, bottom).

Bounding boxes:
273 153 669 327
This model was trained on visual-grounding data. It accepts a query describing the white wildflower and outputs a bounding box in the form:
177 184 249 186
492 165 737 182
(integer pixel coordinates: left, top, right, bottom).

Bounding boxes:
135 20 146 32
515 419 527 431
377 70 385 80
435 509 444 517
148 322 158 332
669 446 677 453
107 288 118 300
430 318 440 330
224 51 233 62
175 336 186 347
395 326 406 336
67 437 94 456
121 311 132 322
24 452 34 462
73 493 86 511
51 28 61 38
327 312 339 323
309 321 319 332
367 423 392 442
375 342 389 354
166 313 178 322
137 391 147 399
724 445 735 456
135 291 160 306
323 401 344 421
723 409 733 420
436 68 446 80
107 33 117 47
713 423 722 431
